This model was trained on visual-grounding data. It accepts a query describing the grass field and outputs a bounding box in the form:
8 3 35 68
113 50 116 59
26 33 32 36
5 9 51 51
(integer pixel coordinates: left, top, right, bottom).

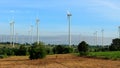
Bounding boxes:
0 54 120 68
88 51 120 60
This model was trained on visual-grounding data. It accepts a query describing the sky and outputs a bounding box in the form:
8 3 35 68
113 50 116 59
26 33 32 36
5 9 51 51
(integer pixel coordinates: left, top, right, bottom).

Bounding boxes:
0 0 120 44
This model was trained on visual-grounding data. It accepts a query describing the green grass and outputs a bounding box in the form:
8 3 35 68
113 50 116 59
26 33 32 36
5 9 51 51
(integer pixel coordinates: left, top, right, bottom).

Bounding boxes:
88 51 120 60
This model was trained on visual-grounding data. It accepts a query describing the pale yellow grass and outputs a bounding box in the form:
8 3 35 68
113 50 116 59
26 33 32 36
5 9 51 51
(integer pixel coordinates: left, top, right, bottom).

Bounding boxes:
0 54 120 68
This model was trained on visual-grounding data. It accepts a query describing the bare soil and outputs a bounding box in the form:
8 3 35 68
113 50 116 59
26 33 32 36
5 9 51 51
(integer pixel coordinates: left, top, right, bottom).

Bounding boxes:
0 54 120 68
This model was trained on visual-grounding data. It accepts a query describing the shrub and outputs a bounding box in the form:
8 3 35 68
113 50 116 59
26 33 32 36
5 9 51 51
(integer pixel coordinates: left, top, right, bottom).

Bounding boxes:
0 47 14 56
78 41 89 56
53 45 73 54
63 47 73 53
54 45 64 54
29 42 46 60
46 47 53 55
109 38 120 51
14 45 28 56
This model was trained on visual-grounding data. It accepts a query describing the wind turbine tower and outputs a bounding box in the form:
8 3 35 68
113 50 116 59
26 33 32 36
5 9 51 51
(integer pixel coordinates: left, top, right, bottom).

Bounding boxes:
93 32 96 45
28 30 31 44
10 23 12 45
95 31 98 46
15 33 18 44
10 10 15 47
101 29 104 46
67 11 72 47
10 21 15 47
12 21 15 47
31 25 33 44
36 18 40 45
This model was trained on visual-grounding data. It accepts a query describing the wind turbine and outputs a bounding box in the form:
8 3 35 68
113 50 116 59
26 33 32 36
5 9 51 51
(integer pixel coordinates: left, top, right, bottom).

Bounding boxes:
36 18 40 45
10 23 12 45
15 33 18 44
31 25 33 45
10 10 15 47
67 11 72 47
12 21 15 47
28 30 31 44
95 31 98 46
10 21 15 47
101 29 104 46
93 32 96 45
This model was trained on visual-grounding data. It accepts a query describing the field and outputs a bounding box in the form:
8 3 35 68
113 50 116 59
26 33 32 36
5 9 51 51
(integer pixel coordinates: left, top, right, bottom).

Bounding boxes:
88 51 120 60
0 54 120 68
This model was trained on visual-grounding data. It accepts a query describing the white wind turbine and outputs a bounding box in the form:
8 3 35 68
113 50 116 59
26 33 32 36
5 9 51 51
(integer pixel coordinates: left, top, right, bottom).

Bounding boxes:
67 11 72 47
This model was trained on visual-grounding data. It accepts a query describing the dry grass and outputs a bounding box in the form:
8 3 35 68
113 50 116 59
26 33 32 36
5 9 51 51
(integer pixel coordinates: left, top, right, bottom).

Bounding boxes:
0 54 120 68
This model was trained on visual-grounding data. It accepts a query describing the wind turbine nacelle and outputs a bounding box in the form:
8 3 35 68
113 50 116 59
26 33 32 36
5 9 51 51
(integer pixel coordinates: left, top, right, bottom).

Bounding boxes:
67 11 72 16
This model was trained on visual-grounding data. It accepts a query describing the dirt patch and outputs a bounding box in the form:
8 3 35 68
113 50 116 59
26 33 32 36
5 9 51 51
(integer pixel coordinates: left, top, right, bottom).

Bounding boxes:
0 54 120 68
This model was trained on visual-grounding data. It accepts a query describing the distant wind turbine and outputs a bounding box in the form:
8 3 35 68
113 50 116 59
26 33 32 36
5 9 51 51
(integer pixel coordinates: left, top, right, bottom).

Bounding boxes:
28 29 31 44
10 22 12 45
95 31 98 46
10 21 15 47
101 29 104 46
10 10 15 47
36 18 40 45
15 33 18 44
31 25 33 44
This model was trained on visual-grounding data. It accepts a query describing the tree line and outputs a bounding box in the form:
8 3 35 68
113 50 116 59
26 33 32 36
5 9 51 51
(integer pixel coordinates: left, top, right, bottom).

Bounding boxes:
0 38 120 59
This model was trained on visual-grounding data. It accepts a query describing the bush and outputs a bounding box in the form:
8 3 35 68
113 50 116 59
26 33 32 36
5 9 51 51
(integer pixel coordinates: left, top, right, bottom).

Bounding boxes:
63 47 73 53
46 47 53 55
53 45 73 54
109 38 120 51
29 42 46 60
14 45 28 56
53 45 64 54
6 49 14 56
0 47 14 56
78 41 89 56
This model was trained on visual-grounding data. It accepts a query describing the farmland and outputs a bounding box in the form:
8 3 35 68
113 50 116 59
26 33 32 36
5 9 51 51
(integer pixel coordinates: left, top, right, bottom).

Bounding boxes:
88 51 120 60
0 54 120 68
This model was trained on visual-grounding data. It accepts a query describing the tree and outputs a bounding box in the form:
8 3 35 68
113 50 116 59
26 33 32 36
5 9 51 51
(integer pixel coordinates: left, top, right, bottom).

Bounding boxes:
53 45 73 54
53 45 64 54
78 41 89 56
109 38 120 51
63 47 73 53
46 47 53 55
0 47 14 56
14 45 28 56
29 42 46 60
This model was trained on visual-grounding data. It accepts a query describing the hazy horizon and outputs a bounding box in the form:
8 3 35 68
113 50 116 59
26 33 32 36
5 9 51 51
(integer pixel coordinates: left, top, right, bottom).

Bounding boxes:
0 34 115 45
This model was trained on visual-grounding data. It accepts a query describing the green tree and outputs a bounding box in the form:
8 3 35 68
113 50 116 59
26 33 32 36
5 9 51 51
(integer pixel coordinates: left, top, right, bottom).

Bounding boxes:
46 47 53 55
109 38 120 51
78 41 89 56
53 45 64 54
53 45 73 54
63 47 73 53
29 42 46 60
14 45 28 56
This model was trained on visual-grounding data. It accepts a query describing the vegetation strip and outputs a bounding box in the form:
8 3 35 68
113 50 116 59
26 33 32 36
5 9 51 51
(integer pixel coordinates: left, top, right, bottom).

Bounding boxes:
87 51 120 60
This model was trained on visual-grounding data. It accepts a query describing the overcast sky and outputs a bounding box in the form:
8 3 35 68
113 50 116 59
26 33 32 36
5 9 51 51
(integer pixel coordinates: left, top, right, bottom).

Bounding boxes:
0 0 120 38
